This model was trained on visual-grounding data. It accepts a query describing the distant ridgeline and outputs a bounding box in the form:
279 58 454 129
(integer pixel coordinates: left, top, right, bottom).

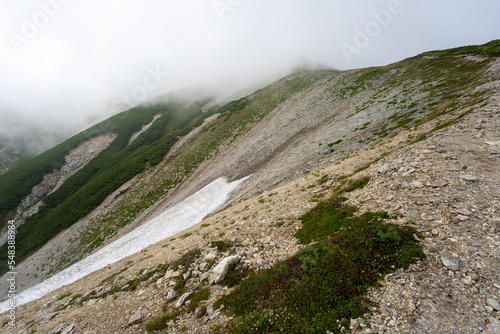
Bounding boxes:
0 94 214 275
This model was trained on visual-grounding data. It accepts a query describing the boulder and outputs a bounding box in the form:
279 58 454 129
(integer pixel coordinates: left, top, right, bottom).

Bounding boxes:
208 255 241 284
175 292 193 309
459 175 479 181
128 309 142 326
166 289 177 301
440 250 460 271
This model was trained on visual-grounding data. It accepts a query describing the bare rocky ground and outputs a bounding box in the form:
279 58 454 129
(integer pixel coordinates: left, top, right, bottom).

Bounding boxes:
2 81 499 333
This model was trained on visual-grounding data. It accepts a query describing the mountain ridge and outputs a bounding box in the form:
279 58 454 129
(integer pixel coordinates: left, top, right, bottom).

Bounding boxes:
1 40 499 333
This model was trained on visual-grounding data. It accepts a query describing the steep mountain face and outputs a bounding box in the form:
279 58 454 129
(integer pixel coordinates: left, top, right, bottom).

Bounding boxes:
1 41 499 333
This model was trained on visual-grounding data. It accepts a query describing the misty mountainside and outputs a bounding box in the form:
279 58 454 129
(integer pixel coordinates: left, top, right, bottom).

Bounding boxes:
0 114 73 175
1 40 500 295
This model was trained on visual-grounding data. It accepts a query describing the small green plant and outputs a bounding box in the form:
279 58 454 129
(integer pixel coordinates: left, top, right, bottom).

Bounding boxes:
201 223 210 228
188 288 210 312
210 240 233 252
377 226 402 243
222 262 250 287
180 233 193 240
56 293 72 301
295 245 327 271
145 310 181 332
328 139 343 147
318 174 329 185
278 264 289 277
342 176 371 193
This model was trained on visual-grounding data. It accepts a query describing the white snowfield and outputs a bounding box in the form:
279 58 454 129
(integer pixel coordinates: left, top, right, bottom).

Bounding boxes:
0 176 248 313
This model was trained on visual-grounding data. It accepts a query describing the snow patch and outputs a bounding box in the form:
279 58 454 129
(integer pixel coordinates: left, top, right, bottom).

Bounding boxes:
0 176 248 312
128 113 162 145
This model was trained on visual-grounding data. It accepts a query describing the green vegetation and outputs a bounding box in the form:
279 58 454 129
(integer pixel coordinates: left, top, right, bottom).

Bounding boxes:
215 194 425 333
222 262 250 288
327 139 342 147
335 176 371 195
145 310 181 332
188 288 210 312
318 174 329 185
0 96 212 275
421 39 500 57
56 293 72 301
210 240 234 253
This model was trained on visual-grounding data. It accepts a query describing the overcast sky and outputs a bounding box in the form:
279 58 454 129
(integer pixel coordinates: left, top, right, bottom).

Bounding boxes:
0 0 499 135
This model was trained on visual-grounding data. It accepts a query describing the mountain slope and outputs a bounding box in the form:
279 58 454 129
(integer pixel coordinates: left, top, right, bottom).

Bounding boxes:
1 40 499 333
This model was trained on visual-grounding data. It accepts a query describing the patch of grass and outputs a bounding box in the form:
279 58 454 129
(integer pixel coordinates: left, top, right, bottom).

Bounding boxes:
215 195 425 333
175 249 202 268
145 310 182 332
201 223 210 228
188 288 211 312
56 293 72 301
318 174 329 185
210 240 234 253
327 139 343 147
222 262 251 288
180 233 193 240
340 176 371 194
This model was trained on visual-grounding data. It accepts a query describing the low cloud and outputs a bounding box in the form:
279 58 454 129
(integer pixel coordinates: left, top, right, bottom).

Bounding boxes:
0 0 498 141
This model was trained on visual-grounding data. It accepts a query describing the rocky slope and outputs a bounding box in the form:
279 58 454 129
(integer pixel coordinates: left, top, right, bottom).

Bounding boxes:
1 43 500 333
5 82 499 334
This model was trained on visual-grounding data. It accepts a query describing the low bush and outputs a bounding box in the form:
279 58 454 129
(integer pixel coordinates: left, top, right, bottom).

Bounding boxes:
216 195 425 333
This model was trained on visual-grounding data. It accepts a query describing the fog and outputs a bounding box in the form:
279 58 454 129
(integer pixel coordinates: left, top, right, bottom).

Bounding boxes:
0 0 499 140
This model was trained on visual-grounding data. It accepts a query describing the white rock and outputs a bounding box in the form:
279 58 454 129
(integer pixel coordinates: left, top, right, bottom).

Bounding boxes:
175 292 193 309
487 316 500 334
204 252 217 261
164 270 180 279
128 309 142 326
208 255 241 284
487 298 500 311
410 180 424 188
199 262 209 272
166 289 177 300
459 175 480 181
48 322 69 334
440 250 460 271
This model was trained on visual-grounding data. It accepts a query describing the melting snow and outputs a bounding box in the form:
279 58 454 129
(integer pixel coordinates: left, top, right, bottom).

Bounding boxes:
0 176 248 313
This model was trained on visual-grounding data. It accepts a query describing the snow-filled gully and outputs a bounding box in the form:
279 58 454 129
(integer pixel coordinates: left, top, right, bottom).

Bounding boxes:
0 176 248 313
